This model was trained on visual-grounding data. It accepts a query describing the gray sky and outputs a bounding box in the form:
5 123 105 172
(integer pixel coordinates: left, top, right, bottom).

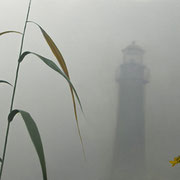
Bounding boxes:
0 0 180 179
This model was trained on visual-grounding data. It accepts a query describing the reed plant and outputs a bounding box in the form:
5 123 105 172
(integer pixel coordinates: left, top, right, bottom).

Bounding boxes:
0 0 84 179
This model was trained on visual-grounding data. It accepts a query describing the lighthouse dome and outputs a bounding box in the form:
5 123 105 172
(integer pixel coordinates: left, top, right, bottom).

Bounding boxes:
122 41 145 54
122 42 145 64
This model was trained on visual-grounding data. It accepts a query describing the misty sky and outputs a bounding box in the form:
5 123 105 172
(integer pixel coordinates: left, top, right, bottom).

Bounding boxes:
0 0 180 179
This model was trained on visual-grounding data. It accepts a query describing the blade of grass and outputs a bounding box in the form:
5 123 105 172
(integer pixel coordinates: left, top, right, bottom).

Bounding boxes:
28 23 83 110
18 51 82 113
27 21 68 75
27 22 85 156
8 110 47 180
0 31 22 36
18 51 85 158
0 80 12 86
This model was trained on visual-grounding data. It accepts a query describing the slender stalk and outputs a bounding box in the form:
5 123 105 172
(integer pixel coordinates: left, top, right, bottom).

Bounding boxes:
0 0 32 179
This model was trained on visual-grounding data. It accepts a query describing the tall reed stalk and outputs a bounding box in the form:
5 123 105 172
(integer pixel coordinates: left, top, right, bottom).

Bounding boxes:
0 1 32 178
0 0 84 179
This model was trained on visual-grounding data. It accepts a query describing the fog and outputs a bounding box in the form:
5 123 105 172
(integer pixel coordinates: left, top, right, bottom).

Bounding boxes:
0 0 180 179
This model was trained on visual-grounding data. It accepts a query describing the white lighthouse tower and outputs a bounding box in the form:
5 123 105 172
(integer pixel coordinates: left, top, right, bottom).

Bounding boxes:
111 42 149 180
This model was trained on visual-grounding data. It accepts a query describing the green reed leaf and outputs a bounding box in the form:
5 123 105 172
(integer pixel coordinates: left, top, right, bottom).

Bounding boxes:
0 31 22 36
18 51 85 158
18 51 82 112
0 80 12 86
0 158 2 163
8 110 47 180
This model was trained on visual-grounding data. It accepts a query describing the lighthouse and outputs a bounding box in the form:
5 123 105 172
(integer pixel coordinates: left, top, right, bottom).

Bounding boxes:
111 42 149 180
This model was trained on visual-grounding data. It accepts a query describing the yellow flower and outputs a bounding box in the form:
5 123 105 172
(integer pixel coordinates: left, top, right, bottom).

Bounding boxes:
169 156 180 167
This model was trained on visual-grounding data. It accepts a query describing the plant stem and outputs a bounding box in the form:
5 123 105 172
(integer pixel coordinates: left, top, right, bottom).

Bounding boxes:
0 0 32 179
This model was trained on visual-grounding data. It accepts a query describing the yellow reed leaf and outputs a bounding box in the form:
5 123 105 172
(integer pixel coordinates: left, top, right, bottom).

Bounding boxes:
28 21 85 158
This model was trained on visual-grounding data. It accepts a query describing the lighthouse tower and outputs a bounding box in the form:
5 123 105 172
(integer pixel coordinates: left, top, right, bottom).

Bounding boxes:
111 42 149 180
